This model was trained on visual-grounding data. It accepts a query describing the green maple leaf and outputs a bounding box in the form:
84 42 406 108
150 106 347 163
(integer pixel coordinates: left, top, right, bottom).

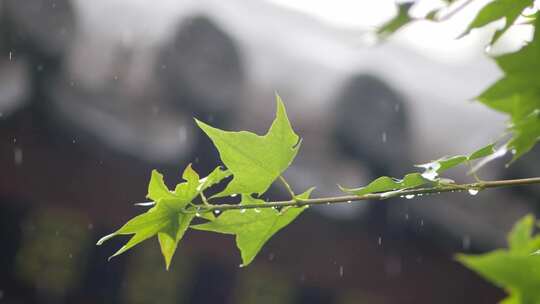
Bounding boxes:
461 0 534 44
457 215 540 303
478 18 540 161
195 94 300 197
98 165 230 269
192 188 314 266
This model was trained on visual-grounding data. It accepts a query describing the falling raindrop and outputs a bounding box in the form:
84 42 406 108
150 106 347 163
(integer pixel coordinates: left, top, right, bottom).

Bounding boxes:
405 194 415 199
14 148 23 165
468 189 479 196
339 265 344 277
87 223 94 230
404 213 409 220
178 127 188 143
9 51 12 61
381 132 387 143
0 290 4 300
378 236 382 246
420 219 424 227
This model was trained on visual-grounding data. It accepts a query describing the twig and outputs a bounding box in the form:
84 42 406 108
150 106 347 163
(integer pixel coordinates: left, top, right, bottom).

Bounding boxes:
193 177 540 213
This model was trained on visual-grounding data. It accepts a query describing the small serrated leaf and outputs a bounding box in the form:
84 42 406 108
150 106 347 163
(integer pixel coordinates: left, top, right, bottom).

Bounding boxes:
469 143 496 160
99 166 199 268
339 173 428 196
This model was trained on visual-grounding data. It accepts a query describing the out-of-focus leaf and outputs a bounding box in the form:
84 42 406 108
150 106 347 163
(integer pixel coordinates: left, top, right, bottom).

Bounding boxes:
339 173 428 195
460 0 534 44
478 18 540 161
192 188 313 266
457 214 540 303
196 95 300 197
377 2 415 36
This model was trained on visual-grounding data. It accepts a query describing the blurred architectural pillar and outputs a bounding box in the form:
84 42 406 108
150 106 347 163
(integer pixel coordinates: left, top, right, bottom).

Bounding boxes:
332 74 411 178
156 15 244 120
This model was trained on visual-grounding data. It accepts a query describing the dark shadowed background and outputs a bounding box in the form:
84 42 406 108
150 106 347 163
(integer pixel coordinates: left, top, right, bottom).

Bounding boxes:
1 0 539 303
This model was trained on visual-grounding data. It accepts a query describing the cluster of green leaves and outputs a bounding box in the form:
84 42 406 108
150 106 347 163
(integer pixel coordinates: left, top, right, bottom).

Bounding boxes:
98 95 503 269
379 1 540 301
458 215 540 303
98 96 315 268
380 0 540 162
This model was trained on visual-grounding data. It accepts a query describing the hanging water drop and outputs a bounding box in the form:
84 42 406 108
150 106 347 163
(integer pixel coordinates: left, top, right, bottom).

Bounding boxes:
214 210 221 215
231 194 238 197
346 200 352 204
254 208 261 213
195 213 201 217
405 194 415 199
240 209 246 213
468 189 479 196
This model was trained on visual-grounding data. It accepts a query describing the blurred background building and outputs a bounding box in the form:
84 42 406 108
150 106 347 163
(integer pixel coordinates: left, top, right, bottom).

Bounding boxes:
0 0 538 303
